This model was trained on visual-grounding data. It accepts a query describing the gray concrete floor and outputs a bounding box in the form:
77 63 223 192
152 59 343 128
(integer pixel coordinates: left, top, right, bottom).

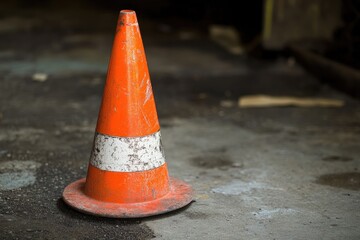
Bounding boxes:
0 7 360 240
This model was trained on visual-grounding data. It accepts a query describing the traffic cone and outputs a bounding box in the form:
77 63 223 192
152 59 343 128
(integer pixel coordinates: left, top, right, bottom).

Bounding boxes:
62 10 193 218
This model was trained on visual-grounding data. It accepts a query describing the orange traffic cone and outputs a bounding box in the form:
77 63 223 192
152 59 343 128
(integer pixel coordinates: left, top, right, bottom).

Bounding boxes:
62 10 193 218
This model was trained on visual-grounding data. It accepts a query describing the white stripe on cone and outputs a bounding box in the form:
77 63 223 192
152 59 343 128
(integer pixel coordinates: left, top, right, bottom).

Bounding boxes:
90 131 166 172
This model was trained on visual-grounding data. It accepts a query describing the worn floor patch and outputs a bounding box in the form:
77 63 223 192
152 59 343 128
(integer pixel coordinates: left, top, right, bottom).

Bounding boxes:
0 160 41 190
190 155 233 169
315 172 360 190
183 211 210 220
212 180 283 195
322 156 353 162
252 208 299 219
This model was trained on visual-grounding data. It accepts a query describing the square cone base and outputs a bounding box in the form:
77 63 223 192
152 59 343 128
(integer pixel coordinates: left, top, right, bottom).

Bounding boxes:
62 177 193 218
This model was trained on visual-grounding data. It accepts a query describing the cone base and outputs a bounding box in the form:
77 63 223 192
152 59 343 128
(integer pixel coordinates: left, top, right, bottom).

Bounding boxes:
62 177 193 218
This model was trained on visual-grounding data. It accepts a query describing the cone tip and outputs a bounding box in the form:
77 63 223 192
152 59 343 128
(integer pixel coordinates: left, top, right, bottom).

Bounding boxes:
120 10 136 15
118 10 138 25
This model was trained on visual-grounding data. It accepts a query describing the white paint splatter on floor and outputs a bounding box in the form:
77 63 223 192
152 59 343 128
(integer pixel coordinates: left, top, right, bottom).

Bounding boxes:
0 160 41 190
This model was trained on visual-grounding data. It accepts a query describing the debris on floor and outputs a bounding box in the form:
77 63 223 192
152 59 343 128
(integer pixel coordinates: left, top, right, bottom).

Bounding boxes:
209 24 243 55
238 95 344 108
32 73 48 82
